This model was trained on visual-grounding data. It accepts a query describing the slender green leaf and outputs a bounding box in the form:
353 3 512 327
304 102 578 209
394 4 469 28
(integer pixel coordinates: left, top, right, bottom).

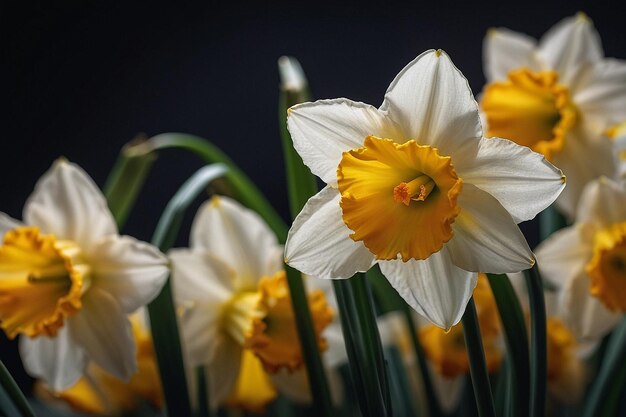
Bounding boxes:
277 57 334 416
0 360 36 417
149 164 228 417
103 138 157 229
583 318 626 417
486 273 530 417
523 264 547 417
333 276 391 417
462 297 496 417
148 133 288 242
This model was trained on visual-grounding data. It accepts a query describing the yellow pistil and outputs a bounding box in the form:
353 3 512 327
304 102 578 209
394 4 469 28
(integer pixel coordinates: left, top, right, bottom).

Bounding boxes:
0 227 88 339
227 350 278 412
222 271 333 373
419 274 502 377
546 317 577 381
481 68 577 161
585 222 626 311
337 135 463 261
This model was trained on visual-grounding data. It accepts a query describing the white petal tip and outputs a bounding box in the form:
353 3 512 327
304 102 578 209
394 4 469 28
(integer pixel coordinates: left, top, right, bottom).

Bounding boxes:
278 56 307 91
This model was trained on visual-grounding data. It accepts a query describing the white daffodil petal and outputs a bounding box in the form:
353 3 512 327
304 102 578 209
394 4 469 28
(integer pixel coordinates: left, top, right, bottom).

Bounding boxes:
380 49 482 156
179 303 223 367
576 177 626 227
169 249 235 303
379 251 477 330
535 225 591 288
190 196 281 290
285 186 376 279
68 288 136 381
169 249 235 365
287 99 398 185
553 127 615 220
88 235 169 314
0 212 21 239
207 338 242 410
483 27 539 82
574 58 626 130
538 14 603 84
560 268 622 341
19 326 88 391
23 160 117 250
447 183 534 273
459 137 565 222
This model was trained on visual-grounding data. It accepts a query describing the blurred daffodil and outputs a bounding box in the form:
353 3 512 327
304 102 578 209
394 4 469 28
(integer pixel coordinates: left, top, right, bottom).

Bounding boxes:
38 312 163 415
482 13 626 218
284 49 564 330
170 196 339 411
0 160 169 391
535 176 626 340
507 274 590 405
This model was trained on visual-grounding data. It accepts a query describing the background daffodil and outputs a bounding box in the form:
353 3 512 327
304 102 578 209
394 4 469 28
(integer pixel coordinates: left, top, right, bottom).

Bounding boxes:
535 176 626 341
170 196 343 411
482 13 626 219
284 49 565 329
0 160 169 391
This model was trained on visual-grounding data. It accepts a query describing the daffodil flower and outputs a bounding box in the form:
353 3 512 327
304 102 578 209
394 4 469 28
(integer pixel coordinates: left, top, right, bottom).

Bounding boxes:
535 176 626 341
482 13 626 218
284 49 565 329
0 160 169 391
170 196 341 411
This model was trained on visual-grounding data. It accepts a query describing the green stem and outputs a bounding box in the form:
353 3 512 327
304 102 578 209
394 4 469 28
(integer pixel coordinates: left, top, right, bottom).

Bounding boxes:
0 360 36 417
276 60 335 416
285 266 334 416
486 273 530 417
148 133 287 242
582 318 626 417
523 264 547 417
333 276 391 417
149 164 228 417
462 297 496 417
103 138 157 229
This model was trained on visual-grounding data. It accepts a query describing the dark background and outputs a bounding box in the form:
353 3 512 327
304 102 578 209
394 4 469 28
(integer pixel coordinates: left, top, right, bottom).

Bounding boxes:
1 0 624 392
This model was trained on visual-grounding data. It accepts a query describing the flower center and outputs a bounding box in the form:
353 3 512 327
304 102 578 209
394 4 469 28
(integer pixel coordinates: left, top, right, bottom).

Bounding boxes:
337 135 463 262
585 222 626 311
418 274 502 378
481 68 577 161
0 227 88 339
546 317 576 382
222 271 333 373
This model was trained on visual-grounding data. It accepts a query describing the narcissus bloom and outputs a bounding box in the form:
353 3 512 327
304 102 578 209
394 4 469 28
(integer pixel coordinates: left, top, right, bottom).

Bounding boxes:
170 196 341 411
285 49 565 329
0 160 169 390
482 13 626 218
536 176 626 340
